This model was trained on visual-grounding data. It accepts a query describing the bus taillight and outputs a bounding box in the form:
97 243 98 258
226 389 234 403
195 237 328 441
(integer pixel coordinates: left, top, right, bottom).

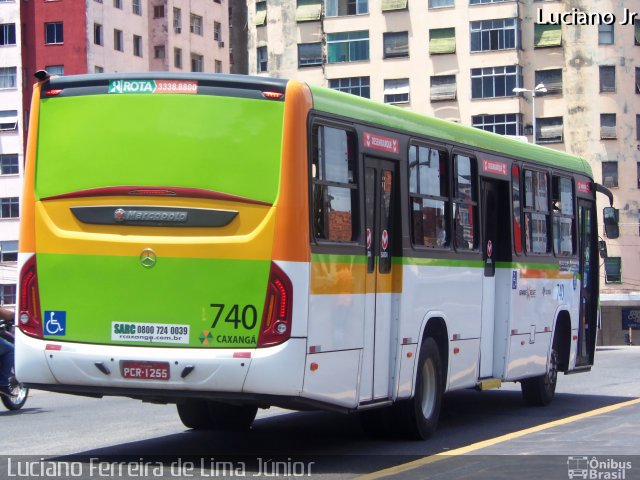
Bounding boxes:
19 256 43 339
257 262 293 347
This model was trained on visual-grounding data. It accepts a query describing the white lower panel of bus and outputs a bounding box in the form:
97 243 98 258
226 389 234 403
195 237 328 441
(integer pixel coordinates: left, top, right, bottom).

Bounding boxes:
302 349 361 409
16 329 306 396
504 331 551 380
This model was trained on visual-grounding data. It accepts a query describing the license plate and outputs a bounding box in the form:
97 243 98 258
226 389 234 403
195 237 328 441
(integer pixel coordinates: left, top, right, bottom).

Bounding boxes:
121 361 170 381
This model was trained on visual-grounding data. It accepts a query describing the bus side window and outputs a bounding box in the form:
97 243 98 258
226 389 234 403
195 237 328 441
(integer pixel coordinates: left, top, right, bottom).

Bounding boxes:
311 124 358 243
409 144 450 248
552 176 575 256
453 153 478 251
512 164 523 255
523 169 550 254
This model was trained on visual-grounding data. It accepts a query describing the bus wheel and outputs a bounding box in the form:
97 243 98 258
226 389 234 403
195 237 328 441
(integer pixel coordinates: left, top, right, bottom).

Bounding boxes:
521 335 559 406
177 399 213 430
394 337 443 440
207 401 258 431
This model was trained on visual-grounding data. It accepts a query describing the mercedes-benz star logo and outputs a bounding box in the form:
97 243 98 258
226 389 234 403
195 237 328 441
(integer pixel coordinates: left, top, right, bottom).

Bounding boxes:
140 248 157 268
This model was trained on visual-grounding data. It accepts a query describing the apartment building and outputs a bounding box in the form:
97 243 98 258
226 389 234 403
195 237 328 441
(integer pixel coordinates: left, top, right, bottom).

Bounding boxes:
0 0 23 307
246 0 640 344
21 0 230 123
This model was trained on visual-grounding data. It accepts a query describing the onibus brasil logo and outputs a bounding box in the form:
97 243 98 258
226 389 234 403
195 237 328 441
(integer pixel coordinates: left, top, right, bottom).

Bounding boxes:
567 456 632 479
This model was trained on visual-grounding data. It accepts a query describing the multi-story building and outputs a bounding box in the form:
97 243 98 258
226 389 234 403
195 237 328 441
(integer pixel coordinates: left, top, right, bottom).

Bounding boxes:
246 0 640 344
21 0 230 124
0 0 23 308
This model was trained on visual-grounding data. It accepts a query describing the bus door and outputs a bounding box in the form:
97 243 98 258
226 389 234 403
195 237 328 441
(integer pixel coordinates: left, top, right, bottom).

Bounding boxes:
577 200 597 366
480 177 511 378
361 157 399 402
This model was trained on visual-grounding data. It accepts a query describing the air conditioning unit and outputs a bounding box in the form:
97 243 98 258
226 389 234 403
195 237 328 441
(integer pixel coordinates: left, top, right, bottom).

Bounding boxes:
174 27 181 33
218 41 225 48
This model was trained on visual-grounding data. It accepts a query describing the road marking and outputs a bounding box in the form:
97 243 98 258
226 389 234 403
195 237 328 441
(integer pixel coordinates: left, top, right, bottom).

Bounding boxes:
357 397 640 480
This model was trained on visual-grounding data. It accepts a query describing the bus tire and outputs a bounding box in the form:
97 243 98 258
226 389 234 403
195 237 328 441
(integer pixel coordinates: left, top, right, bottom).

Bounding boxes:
207 401 258 431
521 334 559 406
177 399 212 430
394 337 443 440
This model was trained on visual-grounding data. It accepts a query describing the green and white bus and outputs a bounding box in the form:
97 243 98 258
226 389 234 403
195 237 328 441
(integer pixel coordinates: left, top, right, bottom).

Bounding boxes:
16 72 617 439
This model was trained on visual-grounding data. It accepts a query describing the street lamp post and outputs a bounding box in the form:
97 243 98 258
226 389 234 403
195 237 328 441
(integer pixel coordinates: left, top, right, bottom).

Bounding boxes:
513 83 547 144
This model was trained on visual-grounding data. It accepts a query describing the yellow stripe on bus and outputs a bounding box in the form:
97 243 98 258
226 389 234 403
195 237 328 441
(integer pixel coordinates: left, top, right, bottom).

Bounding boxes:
310 262 403 295
34 200 277 261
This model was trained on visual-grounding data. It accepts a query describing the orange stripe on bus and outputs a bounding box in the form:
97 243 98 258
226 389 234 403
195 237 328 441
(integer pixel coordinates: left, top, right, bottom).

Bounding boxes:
311 262 403 295
272 80 313 263
19 82 43 253
519 269 573 279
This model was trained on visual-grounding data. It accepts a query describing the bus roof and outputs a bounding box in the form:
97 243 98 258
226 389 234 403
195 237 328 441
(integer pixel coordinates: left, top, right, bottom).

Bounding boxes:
308 84 593 178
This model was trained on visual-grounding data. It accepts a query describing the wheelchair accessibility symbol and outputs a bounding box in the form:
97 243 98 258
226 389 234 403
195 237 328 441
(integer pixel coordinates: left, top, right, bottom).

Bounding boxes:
44 311 66 336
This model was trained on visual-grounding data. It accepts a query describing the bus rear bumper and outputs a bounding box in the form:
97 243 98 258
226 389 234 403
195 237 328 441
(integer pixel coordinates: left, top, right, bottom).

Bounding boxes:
16 330 306 397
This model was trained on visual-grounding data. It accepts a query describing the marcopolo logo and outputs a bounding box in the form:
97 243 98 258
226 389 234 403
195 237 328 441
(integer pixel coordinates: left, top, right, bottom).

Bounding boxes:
567 456 632 479
109 80 157 94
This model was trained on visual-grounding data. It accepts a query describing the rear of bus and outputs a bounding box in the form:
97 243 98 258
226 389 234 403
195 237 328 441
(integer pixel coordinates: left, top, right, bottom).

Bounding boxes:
16 73 312 412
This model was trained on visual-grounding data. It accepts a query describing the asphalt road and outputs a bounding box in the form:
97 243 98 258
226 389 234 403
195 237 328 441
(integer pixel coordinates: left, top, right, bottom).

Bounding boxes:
1 347 639 479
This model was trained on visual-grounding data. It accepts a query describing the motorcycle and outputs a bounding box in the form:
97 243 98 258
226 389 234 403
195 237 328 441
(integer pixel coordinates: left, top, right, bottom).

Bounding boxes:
0 312 28 410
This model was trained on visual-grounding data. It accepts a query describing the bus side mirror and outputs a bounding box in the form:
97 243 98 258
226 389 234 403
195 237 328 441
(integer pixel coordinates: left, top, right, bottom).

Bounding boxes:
603 207 619 239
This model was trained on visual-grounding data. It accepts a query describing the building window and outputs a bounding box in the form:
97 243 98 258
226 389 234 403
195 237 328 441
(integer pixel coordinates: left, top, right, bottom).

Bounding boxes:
0 241 17 262
409 145 450 248
430 75 456 101
0 110 18 130
471 65 521 99
95 66 104 73
453 154 478 251
133 35 143 57
327 31 369 63
114 29 123 52
94 23 103 46
383 31 409 58
214 21 222 41
113 0 122 8
637 114 640 141
429 0 453 7
472 113 522 136
296 0 322 22
470 0 509 3
470 18 518 52
311 124 358 242
534 23 561 48
636 67 640 94
0 285 16 305
45 65 64 76
173 8 182 33
257 46 267 72
635 19 640 45
191 53 204 72
154 45 165 59
602 161 618 188
0 154 18 175
328 76 370 98
600 114 616 139
599 66 615 93
383 78 409 104
551 176 575 256
429 28 455 55
604 257 622 283
0 197 18 218
0 24 16 46
523 170 549 254
0 67 17 89
45 22 64 44
637 161 640 189
153 5 165 18
325 0 368 17
298 42 323 67
534 69 562 95
215 60 222 73
536 117 563 144
190 14 203 35
174 48 182 69
132 0 142 15
255 1 267 26
598 24 614 44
